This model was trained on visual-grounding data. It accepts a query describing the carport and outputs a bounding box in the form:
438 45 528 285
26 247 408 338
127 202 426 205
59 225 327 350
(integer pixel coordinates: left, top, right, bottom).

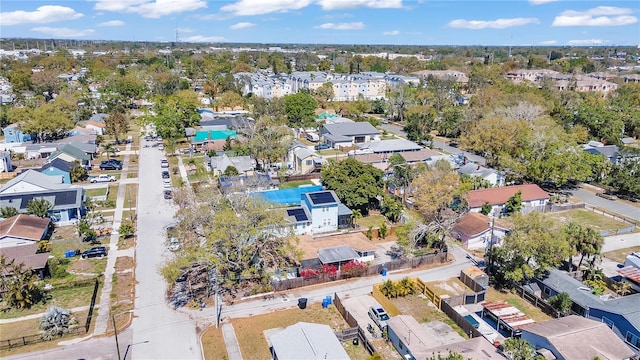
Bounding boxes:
318 245 360 269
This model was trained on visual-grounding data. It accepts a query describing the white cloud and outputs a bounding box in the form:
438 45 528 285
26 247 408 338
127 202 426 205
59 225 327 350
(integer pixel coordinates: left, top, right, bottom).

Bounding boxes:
181 35 225 42
448 18 539 29
93 0 207 18
0 5 83 26
315 22 364 30
539 40 558 45
31 27 95 37
229 22 255 30
221 0 312 16
177 27 194 33
529 0 559 4
316 0 402 10
552 6 637 27
383 30 400 35
97 20 125 27
567 39 607 45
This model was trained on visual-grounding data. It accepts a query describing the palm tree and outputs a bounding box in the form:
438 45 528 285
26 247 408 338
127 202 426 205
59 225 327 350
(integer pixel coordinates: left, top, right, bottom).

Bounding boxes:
397 277 415 297
39 306 79 340
4 260 44 309
0 207 18 219
102 143 117 159
380 280 396 298
27 198 53 218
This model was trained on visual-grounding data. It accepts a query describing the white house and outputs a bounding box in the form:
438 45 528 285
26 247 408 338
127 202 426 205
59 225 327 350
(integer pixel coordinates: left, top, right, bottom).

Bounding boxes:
451 212 509 250
0 151 12 172
467 184 550 215
457 163 505 187
301 190 340 233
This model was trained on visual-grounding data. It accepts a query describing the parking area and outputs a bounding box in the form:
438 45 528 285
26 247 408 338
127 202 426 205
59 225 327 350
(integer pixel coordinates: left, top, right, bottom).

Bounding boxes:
341 294 384 341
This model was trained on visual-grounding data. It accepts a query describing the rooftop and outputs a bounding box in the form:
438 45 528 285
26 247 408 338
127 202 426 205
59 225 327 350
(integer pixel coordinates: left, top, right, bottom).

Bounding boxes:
452 212 491 238
297 232 377 261
359 139 422 153
483 300 535 329
317 245 360 264
522 316 636 360
305 190 339 206
322 122 379 137
268 322 349 360
0 243 50 275
467 184 549 208
0 214 50 242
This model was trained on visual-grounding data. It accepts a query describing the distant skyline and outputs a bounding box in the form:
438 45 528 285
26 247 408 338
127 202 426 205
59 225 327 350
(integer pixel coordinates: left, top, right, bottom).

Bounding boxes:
1 1 639 46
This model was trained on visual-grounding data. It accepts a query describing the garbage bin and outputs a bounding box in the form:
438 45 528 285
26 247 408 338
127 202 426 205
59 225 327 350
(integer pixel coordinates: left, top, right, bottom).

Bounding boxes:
298 298 307 309
352 337 359 346
381 268 388 276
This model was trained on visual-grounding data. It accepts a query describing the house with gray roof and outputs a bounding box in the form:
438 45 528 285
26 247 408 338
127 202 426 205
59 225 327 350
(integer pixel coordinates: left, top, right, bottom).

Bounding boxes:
535 269 640 352
47 143 92 169
521 315 636 360
321 122 380 149
582 142 620 163
358 139 422 154
208 154 255 176
268 322 349 360
457 163 505 187
0 170 85 225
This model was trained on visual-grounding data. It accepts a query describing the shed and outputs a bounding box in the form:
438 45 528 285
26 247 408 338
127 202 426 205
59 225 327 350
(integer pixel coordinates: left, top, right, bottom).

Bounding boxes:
268 322 349 360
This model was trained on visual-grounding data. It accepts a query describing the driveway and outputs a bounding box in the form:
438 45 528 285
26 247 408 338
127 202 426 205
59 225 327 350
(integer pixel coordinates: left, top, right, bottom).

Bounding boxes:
341 295 384 340
129 139 201 360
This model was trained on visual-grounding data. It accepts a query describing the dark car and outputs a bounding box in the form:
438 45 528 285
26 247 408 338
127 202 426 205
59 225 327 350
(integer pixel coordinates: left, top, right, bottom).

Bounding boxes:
82 246 107 259
162 170 170 179
314 143 331 150
100 162 122 170
164 190 172 199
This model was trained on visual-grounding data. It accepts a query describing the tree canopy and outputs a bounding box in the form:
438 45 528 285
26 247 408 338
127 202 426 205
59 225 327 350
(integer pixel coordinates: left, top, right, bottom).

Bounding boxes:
321 158 384 214
283 92 318 127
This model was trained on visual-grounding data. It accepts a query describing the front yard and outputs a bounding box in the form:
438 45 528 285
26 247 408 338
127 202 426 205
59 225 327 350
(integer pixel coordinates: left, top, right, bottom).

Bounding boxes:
549 208 632 233
602 245 640 265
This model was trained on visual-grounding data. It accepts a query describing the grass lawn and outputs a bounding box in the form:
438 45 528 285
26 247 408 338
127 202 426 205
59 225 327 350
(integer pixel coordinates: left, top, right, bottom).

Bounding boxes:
0 310 89 357
0 285 96 320
107 184 119 203
391 295 468 338
485 288 552 323
356 214 387 230
550 209 630 233
124 184 138 208
85 187 108 198
318 149 343 156
201 326 228 360
127 171 138 179
121 210 136 223
603 246 640 264
228 303 352 360
279 180 314 189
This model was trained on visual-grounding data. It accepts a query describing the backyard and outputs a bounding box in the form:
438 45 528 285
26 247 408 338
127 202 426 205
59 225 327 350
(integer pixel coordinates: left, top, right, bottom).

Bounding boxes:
391 294 468 338
210 303 369 360
485 288 552 323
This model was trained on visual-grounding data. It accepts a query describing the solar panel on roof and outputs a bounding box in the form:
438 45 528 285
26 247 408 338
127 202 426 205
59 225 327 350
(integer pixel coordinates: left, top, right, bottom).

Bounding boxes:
287 208 308 222
309 191 336 205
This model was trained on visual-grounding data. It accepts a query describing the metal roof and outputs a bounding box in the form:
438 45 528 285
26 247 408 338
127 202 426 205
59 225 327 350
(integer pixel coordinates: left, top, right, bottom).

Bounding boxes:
317 245 360 264
359 139 422 153
269 322 349 360
322 122 379 138
1 169 70 193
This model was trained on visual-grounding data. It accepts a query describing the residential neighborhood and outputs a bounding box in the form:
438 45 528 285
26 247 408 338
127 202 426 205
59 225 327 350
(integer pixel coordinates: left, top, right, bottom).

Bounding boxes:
0 28 640 360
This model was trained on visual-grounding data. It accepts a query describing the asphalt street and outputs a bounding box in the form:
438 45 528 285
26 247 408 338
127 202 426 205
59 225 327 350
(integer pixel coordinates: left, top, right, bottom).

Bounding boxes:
129 140 201 360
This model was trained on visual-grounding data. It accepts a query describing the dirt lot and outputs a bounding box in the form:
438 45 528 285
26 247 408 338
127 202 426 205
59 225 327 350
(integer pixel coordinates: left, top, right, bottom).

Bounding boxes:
392 294 467 338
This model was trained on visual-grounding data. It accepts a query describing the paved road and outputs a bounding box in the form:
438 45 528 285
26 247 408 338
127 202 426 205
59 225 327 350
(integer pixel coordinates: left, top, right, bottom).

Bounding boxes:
130 140 201 360
602 234 640 253
570 188 640 221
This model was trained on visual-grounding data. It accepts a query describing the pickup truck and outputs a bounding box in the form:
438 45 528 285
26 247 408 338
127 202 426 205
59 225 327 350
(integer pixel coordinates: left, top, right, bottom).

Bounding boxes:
90 174 117 183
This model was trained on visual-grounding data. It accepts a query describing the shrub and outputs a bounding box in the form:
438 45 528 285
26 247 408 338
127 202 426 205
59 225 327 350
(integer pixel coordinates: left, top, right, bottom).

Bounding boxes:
320 264 338 276
341 260 367 278
39 306 79 341
300 268 320 279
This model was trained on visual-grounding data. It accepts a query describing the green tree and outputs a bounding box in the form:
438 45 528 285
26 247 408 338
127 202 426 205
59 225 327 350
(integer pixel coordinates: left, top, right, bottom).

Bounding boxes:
39 306 79 341
77 218 97 242
547 292 572 316
502 337 537 360
1 256 44 309
321 158 384 214
426 351 466 360
504 191 523 215
283 92 318 127
248 120 293 170
20 103 74 142
411 160 459 222
480 203 493 216
379 221 388 239
119 220 135 239
27 198 52 218
70 165 88 183
564 222 604 269
313 82 334 109
104 110 129 145
223 166 239 176
144 94 200 140
608 157 640 198
0 207 19 219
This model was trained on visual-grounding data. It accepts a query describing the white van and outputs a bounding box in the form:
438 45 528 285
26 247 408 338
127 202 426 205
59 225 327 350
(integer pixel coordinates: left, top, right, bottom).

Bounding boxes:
306 132 320 142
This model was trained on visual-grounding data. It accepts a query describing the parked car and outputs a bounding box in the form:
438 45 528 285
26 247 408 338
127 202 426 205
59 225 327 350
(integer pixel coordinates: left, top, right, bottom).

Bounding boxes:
100 160 122 170
161 159 169 168
368 306 390 330
158 144 164 150
314 143 331 150
90 174 117 183
161 170 170 179
164 189 172 199
82 246 108 259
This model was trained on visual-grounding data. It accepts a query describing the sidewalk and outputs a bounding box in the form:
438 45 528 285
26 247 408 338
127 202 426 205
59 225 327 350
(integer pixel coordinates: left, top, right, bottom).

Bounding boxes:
0 305 96 324
92 140 134 335
176 155 190 185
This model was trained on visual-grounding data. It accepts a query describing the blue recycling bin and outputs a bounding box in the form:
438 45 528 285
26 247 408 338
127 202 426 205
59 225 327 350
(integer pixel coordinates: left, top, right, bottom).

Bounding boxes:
324 296 332 305
381 268 388 276
322 299 329 308
65 250 75 258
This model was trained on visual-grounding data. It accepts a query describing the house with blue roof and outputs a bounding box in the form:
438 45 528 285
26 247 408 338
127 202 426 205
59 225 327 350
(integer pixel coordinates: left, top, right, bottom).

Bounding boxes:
38 159 77 184
535 268 640 352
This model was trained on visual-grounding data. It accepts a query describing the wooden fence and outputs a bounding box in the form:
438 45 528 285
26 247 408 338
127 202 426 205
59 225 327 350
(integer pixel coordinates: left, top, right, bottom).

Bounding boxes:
334 293 376 355
272 253 447 292
440 299 483 339
371 284 402 317
512 284 560 319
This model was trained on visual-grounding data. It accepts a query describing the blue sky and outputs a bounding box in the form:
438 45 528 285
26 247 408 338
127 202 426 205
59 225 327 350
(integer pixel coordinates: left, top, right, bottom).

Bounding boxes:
1 0 638 46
